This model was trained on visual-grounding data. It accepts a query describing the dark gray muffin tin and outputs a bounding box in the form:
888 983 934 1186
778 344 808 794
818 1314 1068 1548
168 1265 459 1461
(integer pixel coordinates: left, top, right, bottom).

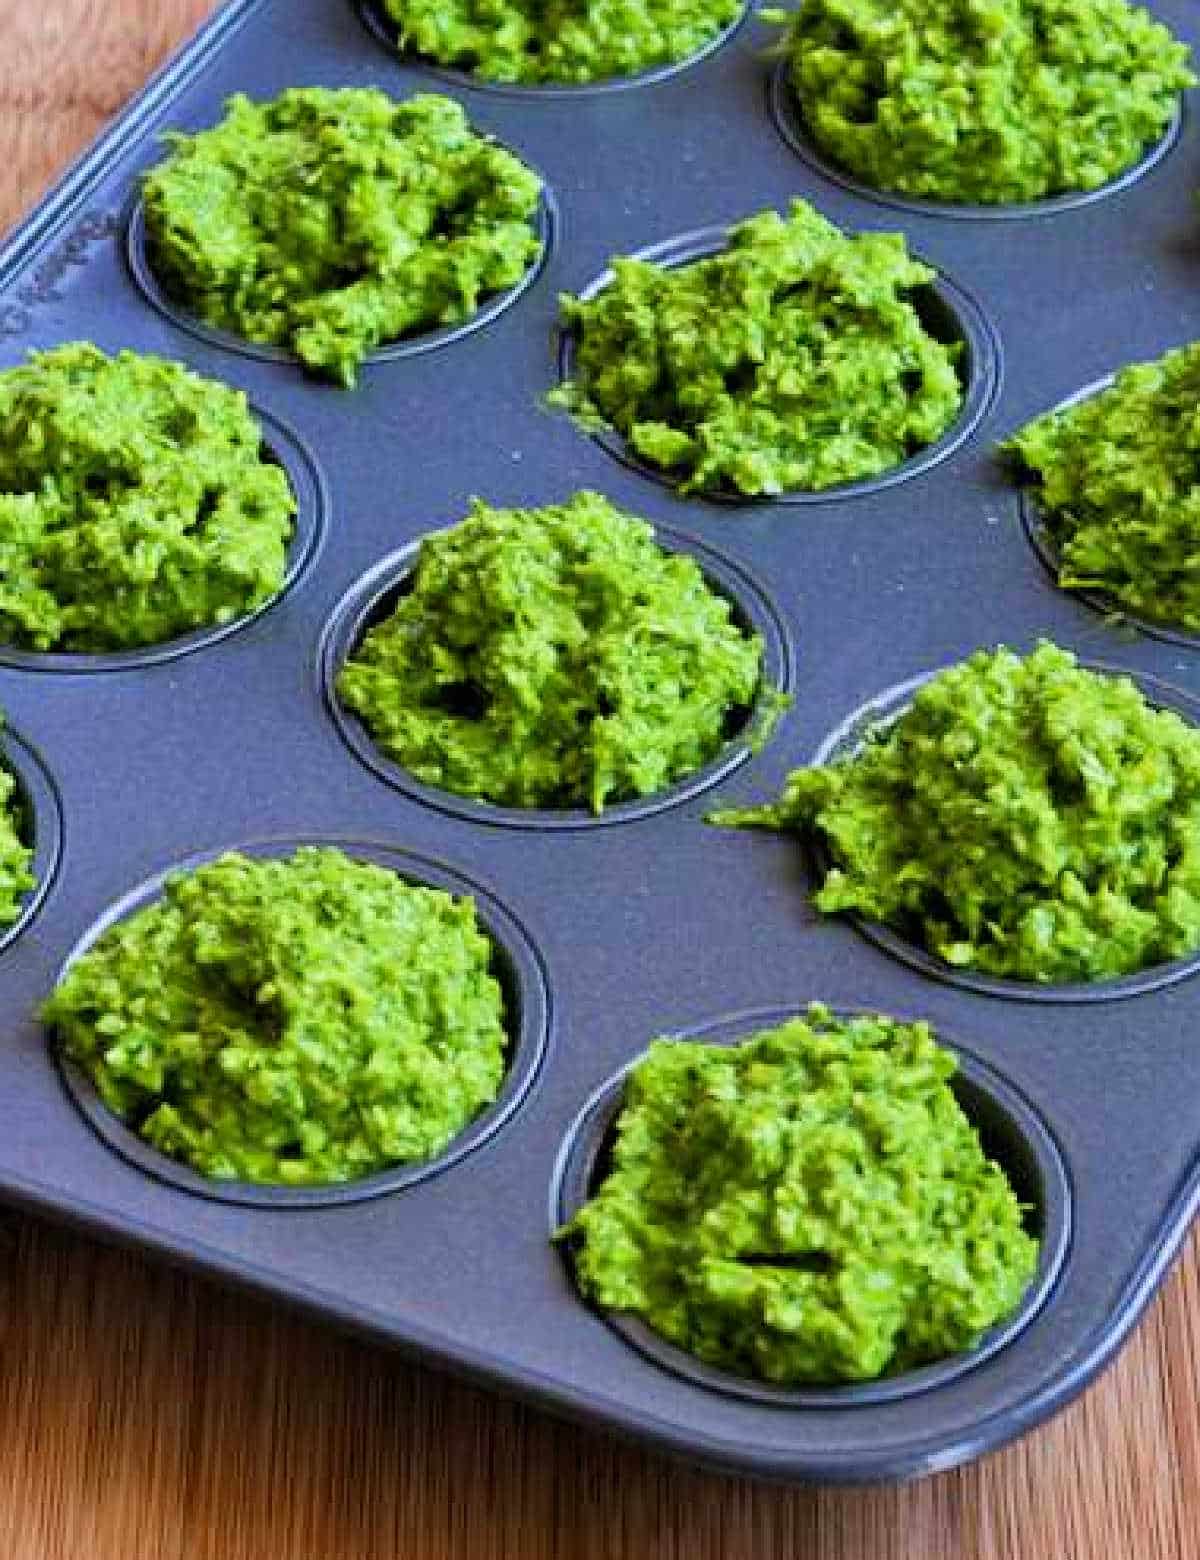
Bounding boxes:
0 0 1197 1485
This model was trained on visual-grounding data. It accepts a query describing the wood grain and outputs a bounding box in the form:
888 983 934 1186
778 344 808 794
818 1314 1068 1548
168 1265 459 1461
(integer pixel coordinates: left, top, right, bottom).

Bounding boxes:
0 4 1198 1556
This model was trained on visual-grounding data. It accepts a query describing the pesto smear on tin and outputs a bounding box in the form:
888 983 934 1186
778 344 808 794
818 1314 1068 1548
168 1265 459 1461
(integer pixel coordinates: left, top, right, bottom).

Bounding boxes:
44 848 509 1185
551 200 963 496
715 643 1200 984
380 0 742 84
0 344 294 653
337 491 770 811
779 0 1194 205
1004 342 1200 633
142 89 544 386
561 1007 1038 1385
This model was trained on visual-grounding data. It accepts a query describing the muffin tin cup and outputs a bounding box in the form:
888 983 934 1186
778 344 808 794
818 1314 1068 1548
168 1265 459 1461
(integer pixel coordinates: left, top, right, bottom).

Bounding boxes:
52 837 552 1208
556 225 1000 505
0 727 63 954
355 0 752 98
552 1004 1071 1408
319 524 795 828
125 177 558 371
0 404 327 673
1012 375 1200 651
768 60 1187 222
805 664 1200 1002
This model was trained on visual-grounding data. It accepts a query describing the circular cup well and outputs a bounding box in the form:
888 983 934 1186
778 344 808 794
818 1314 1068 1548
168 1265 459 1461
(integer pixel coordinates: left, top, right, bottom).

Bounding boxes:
127 174 556 369
552 1004 1070 1406
321 523 794 829
0 727 63 952
0 404 326 673
1014 374 1200 650
769 60 1185 222
52 837 551 1207
355 0 750 97
808 664 1200 1001
557 225 999 504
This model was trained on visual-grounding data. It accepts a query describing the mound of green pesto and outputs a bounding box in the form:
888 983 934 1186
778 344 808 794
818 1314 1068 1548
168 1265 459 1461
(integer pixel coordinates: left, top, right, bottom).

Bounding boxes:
381 0 741 84
551 200 962 496
715 642 1200 984
561 1007 1038 1385
337 492 768 811
43 848 508 1185
0 344 294 653
780 0 1194 205
0 725 34 928
142 89 543 386
1004 343 1200 633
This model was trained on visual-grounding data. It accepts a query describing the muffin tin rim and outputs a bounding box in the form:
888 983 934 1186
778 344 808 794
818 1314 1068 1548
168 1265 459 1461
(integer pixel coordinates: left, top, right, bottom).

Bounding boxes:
51 834 553 1209
1013 371 1200 651
0 725 64 954
317 519 796 829
550 1001 1073 1409
124 153 559 372
768 57 1188 222
353 0 753 98
0 399 328 673
800 657 1200 1003
555 220 1001 505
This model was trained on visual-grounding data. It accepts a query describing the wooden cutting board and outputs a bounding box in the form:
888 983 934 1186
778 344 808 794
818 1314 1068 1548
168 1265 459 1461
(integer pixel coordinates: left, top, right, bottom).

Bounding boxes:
1 4 1198 1555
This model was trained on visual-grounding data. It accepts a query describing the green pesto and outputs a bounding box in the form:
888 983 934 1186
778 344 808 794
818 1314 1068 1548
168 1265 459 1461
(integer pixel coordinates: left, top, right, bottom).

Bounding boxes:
381 0 742 84
714 643 1200 984
551 200 962 497
778 0 1194 205
0 344 294 653
0 723 33 929
337 492 769 811
142 89 544 386
560 1007 1038 1385
1004 342 1200 633
43 848 508 1185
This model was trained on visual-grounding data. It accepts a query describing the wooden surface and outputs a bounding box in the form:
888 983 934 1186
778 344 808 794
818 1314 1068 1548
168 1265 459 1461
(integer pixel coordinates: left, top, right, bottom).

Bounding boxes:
0 4 1198 1556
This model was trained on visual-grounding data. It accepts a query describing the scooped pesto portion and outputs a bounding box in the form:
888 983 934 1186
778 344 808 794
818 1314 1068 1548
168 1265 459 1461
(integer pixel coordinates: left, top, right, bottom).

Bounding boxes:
1004 343 1200 633
0 344 294 653
142 89 544 386
551 200 962 496
381 0 742 84
780 0 1194 204
337 491 768 811
43 848 508 1185
0 723 34 928
715 642 1200 984
561 1007 1038 1385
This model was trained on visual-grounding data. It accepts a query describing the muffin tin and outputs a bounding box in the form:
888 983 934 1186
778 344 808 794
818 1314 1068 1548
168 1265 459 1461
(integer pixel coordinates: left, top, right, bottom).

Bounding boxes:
0 0 1198 1484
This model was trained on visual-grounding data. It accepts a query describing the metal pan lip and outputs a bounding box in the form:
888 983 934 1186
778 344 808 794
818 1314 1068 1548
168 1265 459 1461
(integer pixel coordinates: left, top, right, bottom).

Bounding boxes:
551 1002 1071 1408
354 0 752 98
806 660 1200 1002
0 402 326 673
51 834 552 1208
556 223 1000 506
320 521 795 830
125 168 557 370
769 59 1186 222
